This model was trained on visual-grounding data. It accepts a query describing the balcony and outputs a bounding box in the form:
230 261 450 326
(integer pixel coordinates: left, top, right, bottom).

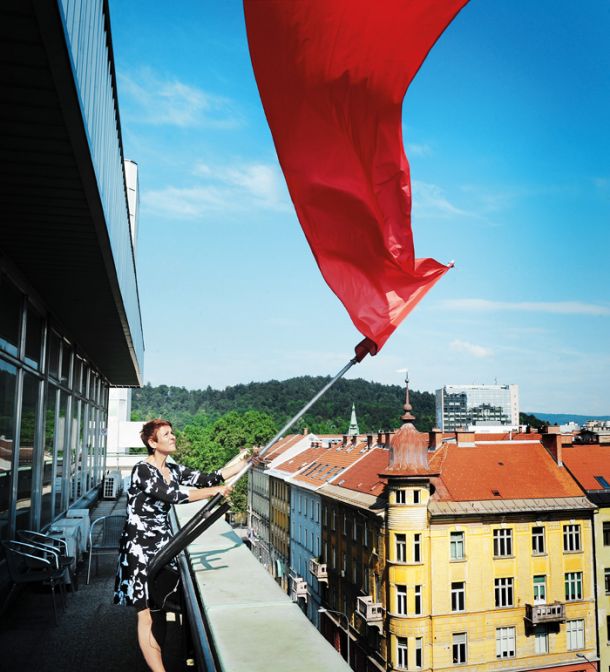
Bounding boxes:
356 595 384 631
525 602 566 624
291 576 309 602
309 557 328 583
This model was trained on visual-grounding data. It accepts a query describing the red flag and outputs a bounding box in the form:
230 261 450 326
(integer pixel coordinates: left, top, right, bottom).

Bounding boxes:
244 0 467 353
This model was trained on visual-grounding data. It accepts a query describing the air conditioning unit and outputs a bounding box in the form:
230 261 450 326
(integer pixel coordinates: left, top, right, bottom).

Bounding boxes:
309 558 328 583
356 596 384 631
291 576 308 603
102 470 122 499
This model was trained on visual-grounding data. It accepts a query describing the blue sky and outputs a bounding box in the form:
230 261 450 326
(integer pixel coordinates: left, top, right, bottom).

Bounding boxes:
109 1 609 416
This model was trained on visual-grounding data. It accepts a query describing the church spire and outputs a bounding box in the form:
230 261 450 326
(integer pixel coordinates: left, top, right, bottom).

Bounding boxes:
401 371 416 425
348 403 360 436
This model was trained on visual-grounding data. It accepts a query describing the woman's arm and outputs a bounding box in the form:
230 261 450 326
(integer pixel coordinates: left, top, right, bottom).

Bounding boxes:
186 484 232 502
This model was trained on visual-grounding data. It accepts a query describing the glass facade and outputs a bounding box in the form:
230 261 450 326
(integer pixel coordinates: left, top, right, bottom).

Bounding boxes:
435 384 519 430
0 272 109 541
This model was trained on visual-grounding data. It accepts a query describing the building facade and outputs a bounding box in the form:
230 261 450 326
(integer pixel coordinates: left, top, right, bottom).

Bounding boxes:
435 384 519 431
0 0 143 578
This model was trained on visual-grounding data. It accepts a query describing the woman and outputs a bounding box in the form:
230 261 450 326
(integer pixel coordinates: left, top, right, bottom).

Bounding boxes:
114 418 249 672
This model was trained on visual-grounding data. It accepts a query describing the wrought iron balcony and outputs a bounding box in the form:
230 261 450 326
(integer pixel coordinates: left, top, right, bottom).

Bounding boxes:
525 601 565 624
309 557 328 583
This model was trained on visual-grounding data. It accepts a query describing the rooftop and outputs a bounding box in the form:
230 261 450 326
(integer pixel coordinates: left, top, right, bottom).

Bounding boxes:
562 443 610 491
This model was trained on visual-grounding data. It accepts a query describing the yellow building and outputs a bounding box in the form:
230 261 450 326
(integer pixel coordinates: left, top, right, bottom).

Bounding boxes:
563 442 610 672
382 421 598 672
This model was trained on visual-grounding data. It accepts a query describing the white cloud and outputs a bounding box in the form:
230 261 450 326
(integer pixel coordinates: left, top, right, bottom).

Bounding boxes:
142 161 290 219
118 70 241 128
449 339 493 358
440 298 610 316
411 180 469 218
406 143 433 157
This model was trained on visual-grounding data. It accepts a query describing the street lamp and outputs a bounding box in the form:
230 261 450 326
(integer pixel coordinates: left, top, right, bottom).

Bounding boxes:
576 653 597 670
319 607 350 667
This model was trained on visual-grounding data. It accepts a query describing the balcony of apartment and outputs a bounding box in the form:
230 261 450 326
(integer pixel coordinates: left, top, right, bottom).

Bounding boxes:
0 497 351 671
524 601 566 625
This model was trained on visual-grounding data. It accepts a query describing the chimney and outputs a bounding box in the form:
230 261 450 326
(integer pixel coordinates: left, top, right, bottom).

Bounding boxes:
430 428 443 451
367 433 373 450
384 431 391 448
377 431 383 446
342 434 348 447
303 427 309 435
542 427 563 467
351 434 357 446
456 430 475 447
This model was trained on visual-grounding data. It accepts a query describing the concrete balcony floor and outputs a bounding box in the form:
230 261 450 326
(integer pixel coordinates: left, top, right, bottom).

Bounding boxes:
0 496 186 672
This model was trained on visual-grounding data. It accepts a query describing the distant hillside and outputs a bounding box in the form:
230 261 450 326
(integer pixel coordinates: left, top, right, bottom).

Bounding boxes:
528 412 610 426
131 377 437 433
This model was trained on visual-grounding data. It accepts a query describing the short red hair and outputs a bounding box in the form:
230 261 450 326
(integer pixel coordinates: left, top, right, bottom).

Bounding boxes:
140 418 173 455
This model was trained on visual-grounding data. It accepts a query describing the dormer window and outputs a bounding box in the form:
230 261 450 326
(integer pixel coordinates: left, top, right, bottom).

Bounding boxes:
413 489 421 504
396 489 407 504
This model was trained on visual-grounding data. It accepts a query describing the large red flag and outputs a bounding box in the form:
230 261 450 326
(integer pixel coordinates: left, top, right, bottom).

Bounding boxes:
244 0 468 354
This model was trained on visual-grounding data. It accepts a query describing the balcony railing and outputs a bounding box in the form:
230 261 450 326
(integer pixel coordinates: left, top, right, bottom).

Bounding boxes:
525 602 565 624
291 576 308 602
309 557 328 583
356 595 384 628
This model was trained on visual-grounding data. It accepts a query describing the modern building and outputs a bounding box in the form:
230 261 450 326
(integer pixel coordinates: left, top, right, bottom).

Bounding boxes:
435 383 519 431
0 0 143 568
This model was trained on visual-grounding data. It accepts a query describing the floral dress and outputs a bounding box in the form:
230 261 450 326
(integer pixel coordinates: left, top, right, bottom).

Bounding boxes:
114 460 222 610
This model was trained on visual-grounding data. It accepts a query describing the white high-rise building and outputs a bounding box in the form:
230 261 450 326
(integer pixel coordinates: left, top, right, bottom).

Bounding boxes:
435 384 519 431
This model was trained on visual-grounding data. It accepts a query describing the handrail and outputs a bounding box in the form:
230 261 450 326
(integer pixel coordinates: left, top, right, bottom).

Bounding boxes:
169 509 218 672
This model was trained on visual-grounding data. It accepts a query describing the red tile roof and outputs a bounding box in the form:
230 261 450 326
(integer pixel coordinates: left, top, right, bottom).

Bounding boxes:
562 444 610 491
331 447 390 496
263 434 306 461
273 445 328 474
293 442 368 486
429 441 582 501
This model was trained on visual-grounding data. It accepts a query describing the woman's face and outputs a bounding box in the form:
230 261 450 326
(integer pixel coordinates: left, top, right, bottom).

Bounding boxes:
151 424 176 454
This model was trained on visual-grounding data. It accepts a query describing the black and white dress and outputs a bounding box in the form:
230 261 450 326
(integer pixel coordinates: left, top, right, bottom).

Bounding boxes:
114 460 222 610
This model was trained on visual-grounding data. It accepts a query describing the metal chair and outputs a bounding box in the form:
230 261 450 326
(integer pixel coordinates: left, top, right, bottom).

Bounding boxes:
17 529 77 590
1 540 67 625
86 515 124 584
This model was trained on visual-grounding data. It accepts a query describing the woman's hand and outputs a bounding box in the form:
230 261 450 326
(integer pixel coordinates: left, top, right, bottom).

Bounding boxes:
219 447 255 482
187 484 233 502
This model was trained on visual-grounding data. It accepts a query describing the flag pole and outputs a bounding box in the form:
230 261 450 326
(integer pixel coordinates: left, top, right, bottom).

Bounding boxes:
148 338 375 606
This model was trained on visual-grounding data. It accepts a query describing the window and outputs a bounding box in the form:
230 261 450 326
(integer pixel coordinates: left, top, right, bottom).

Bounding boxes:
595 475 610 489
607 615 610 643
452 633 467 664
298 495 302 513
342 553 347 574
606 568 610 595
534 625 549 654
532 526 545 555
396 584 407 615
397 638 408 669
353 519 357 541
396 533 407 562
604 522 610 546
563 524 581 552
363 563 369 592
496 627 516 658
450 531 464 560
396 489 407 504
332 546 336 568
451 582 465 612
566 619 584 650
343 514 347 535
533 575 546 604
323 506 327 525
413 489 421 504
495 577 514 608
414 585 422 615
565 572 583 601
415 637 423 669
364 524 369 548
413 533 421 562
331 510 336 531
352 560 358 584
493 528 512 557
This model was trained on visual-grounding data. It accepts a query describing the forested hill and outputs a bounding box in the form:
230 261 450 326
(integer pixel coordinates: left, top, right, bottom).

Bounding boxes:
131 377 437 433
